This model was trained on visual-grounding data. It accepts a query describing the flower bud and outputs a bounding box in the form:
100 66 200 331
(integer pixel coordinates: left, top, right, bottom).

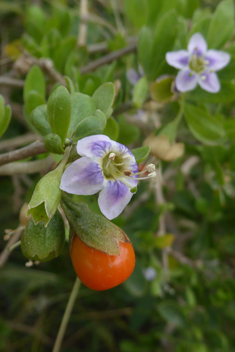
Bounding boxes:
143 134 184 162
61 195 131 255
21 210 65 262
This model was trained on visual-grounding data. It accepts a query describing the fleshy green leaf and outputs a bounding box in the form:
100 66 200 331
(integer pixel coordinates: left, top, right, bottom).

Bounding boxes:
150 10 178 79
123 0 147 29
92 82 115 117
44 133 64 154
188 82 235 104
207 0 234 49
30 105 52 136
158 300 186 327
28 147 71 226
73 110 106 141
138 26 152 77
132 77 149 108
23 65 45 101
103 117 119 140
184 104 224 145
47 86 71 145
131 146 150 164
0 96 11 139
68 92 96 137
25 90 45 115
117 115 140 145
53 36 76 73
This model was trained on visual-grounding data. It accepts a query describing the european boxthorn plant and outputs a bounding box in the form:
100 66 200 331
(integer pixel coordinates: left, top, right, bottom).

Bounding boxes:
1 0 235 351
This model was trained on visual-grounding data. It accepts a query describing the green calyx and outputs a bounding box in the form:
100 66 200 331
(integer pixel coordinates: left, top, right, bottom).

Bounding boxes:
61 195 130 255
21 210 65 262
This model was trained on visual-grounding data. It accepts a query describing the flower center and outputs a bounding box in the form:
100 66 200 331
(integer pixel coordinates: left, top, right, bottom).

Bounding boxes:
188 54 206 74
102 153 127 179
102 152 157 190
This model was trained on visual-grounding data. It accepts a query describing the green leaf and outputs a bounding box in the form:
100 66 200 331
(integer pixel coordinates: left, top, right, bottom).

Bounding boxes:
131 146 150 164
132 77 149 108
117 115 140 145
123 0 147 29
73 110 106 141
25 6 46 43
103 117 119 140
158 300 186 327
92 83 115 117
64 76 76 94
0 96 11 139
30 105 52 136
184 104 224 145
44 133 64 154
47 86 71 145
123 262 147 297
53 36 76 73
154 234 175 249
68 92 96 137
28 147 71 226
188 82 235 103
23 65 45 101
25 90 45 115
150 10 178 79
138 26 152 76
150 76 175 103
207 0 234 49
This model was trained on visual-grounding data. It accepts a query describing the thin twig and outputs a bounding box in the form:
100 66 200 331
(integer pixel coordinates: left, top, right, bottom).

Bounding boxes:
78 0 88 47
0 228 23 268
0 156 54 175
0 133 39 152
168 248 202 269
0 140 47 167
80 42 137 74
0 76 24 88
52 277 81 352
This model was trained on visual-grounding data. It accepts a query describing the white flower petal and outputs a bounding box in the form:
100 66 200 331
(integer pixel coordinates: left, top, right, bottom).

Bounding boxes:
60 157 103 195
166 50 189 69
204 50 231 71
98 180 134 219
188 33 207 56
198 72 220 93
76 135 112 159
175 69 198 92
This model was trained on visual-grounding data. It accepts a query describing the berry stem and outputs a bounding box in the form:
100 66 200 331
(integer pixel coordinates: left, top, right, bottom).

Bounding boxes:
52 277 81 352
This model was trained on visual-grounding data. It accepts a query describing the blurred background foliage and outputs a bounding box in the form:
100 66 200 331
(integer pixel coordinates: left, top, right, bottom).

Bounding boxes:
0 0 235 351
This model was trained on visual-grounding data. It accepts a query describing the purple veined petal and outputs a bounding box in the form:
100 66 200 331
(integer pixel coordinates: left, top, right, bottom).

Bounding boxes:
166 50 189 69
76 135 112 159
198 72 220 93
98 180 134 219
60 157 104 195
188 33 207 56
204 50 231 71
175 69 197 92
126 68 140 85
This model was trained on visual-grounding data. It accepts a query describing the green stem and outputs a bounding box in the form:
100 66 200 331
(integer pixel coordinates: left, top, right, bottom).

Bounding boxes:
52 277 81 352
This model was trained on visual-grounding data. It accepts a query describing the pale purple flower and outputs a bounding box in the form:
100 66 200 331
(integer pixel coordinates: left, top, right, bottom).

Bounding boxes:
126 66 144 86
60 135 139 220
166 33 230 93
143 267 157 281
